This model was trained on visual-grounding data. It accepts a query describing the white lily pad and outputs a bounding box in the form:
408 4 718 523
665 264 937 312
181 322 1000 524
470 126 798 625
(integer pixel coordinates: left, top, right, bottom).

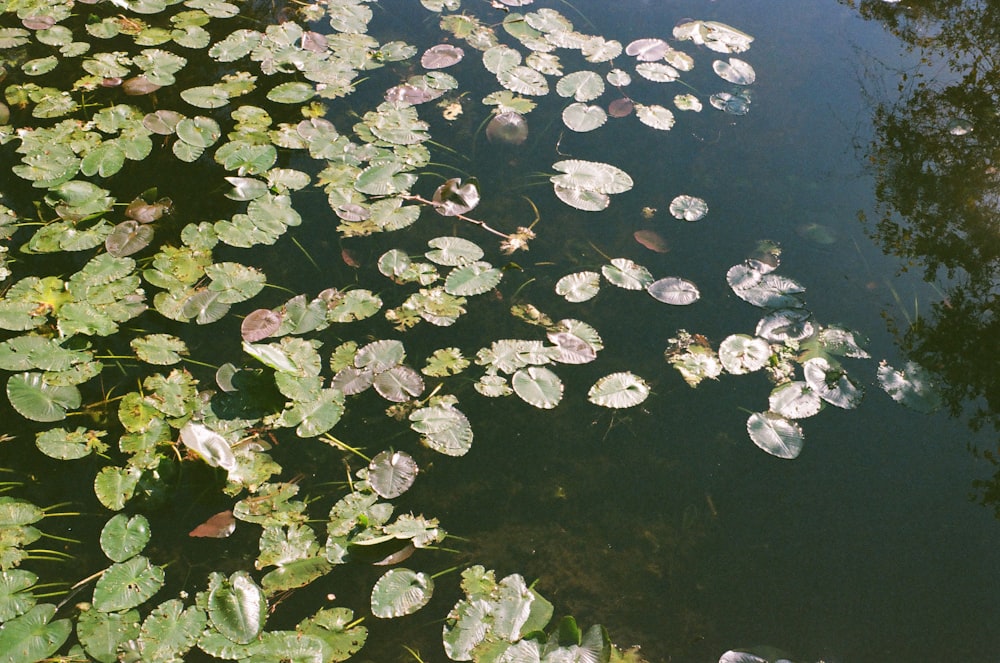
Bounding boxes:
512 366 563 409
746 412 804 459
588 372 650 408
555 271 601 302
647 277 699 305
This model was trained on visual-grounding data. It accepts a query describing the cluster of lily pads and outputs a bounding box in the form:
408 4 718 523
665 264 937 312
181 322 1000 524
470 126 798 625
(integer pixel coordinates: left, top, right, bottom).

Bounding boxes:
0 0 942 660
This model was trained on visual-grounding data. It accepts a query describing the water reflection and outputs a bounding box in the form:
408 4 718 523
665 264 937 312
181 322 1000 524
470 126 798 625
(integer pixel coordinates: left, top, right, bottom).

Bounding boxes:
843 0 1000 503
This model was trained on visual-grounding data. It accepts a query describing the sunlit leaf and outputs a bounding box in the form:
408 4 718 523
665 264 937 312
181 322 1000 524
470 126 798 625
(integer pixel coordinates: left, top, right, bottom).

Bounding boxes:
100 514 151 563
588 372 650 408
369 451 419 499
207 571 266 645
512 366 563 409
746 412 804 459
371 569 433 618
93 556 164 613
647 277 700 305
876 360 941 413
6 372 80 422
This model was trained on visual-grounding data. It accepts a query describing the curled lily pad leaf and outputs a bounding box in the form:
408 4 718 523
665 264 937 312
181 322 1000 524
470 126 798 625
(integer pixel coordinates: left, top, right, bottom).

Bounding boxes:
588 372 650 408
669 195 708 221
486 111 529 145
555 271 600 302
876 360 942 413
647 277 700 305
512 366 563 409
179 421 236 471
747 411 804 459
804 357 863 409
718 334 770 374
368 451 418 499
433 178 481 216
602 258 653 290
756 309 815 343
371 569 433 618
713 57 756 85
768 381 823 419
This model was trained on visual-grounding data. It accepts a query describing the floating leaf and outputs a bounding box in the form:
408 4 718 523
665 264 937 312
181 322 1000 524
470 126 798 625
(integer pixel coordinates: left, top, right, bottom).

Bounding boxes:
602 258 653 290
718 335 771 374
552 184 609 211
713 57 756 85
93 556 164 613
99 514 151 563
669 195 708 221
497 66 549 96
179 421 236 470
512 366 563 409
746 412 804 459
207 571 266 645
241 309 282 343
625 38 670 61
422 43 464 69
445 262 502 296
373 366 425 402
804 357 863 409
555 271 600 302
633 229 669 253
131 334 187 365
6 372 81 422
588 372 650 408
409 404 473 456
371 569 433 618
636 62 679 82
647 277 700 305
562 103 607 132
635 103 675 130
551 159 633 194
432 179 481 217
556 71 604 102
768 381 823 419
0 604 71 662
369 451 418 499
356 340 406 374
189 510 236 539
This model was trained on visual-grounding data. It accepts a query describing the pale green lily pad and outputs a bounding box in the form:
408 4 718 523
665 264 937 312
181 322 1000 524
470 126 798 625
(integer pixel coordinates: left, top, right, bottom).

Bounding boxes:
588 372 650 408
647 277 699 305
635 103 676 130
368 451 418 499
0 604 71 662
602 258 653 290
556 71 604 102
136 598 206 662
555 271 600 302
6 372 81 422
426 236 484 266
512 366 563 409
713 57 756 85
35 427 105 460
497 66 549 96
551 159 633 194
552 184 610 211
371 569 433 618
267 81 316 103
445 262 502 296
76 607 140 663
131 334 188 365
562 103 607 132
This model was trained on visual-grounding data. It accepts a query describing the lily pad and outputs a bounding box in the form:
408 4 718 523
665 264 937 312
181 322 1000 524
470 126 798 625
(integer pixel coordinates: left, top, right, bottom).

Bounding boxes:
512 366 563 409
207 571 267 645
647 277 700 305
6 372 81 422
368 451 418 499
99 514 151 563
371 569 433 618
588 372 650 408
93 556 164 613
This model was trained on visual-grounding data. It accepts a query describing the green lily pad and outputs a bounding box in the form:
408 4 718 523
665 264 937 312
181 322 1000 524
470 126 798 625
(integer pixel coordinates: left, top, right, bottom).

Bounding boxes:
0 604 71 663
0 570 39 623
6 372 81 422
136 599 206 661
409 403 473 456
76 607 140 663
100 514 151 563
207 571 267 645
93 556 165 613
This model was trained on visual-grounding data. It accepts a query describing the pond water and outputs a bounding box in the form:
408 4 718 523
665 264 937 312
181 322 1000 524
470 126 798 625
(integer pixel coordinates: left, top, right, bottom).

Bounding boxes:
0 0 998 661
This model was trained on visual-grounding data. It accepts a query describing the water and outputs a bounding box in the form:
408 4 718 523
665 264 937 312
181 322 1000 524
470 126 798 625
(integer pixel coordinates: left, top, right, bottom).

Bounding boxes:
1 0 999 661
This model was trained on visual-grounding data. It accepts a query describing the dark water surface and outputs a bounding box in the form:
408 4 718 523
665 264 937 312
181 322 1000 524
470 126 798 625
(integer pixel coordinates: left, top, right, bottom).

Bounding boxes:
2 0 998 662
371 1 1000 662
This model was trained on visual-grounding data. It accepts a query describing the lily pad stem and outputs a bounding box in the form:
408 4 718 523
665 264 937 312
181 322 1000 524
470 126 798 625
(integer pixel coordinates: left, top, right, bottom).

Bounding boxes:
402 194 511 239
